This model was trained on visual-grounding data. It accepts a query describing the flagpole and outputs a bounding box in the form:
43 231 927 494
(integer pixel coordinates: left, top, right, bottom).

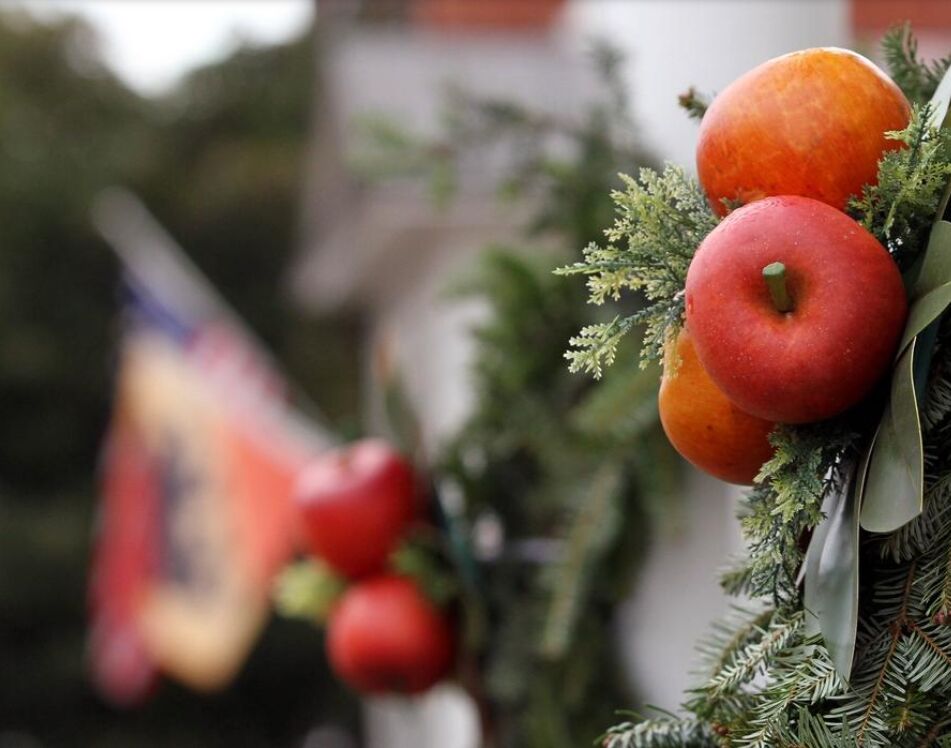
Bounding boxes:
92 187 338 448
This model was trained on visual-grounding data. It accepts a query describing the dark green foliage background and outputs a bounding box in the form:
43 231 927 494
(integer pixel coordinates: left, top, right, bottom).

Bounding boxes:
0 11 361 746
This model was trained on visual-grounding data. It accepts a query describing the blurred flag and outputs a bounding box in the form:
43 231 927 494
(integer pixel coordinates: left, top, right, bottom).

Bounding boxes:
88 190 333 700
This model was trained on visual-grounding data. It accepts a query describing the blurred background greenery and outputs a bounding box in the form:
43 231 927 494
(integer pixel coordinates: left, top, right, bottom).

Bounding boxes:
0 10 363 746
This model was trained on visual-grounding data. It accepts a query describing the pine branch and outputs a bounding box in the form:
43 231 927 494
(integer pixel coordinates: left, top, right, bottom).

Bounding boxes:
708 616 802 697
918 715 951 748
770 707 858 748
832 562 917 747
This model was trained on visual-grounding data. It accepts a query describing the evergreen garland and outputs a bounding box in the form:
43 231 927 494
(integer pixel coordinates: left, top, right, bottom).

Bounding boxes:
560 30 951 748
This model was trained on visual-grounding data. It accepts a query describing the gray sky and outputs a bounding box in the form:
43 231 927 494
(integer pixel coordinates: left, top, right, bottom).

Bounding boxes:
16 0 314 94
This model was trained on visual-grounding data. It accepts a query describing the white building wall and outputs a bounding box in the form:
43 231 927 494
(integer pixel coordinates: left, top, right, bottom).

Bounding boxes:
565 0 851 173
566 0 851 713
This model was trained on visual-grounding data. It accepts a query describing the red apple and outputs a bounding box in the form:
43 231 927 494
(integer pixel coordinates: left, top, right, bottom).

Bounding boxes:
684 195 907 424
295 439 416 579
659 327 775 485
326 575 454 695
697 47 910 216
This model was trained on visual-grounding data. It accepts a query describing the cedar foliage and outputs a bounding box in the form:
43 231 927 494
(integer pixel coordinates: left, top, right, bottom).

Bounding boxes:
561 29 951 748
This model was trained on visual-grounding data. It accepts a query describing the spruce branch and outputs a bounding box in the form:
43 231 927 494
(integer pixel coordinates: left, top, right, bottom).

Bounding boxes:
707 614 802 699
601 717 713 748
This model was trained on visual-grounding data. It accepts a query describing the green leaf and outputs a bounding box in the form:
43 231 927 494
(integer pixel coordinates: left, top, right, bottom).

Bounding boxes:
900 221 951 350
927 63 951 131
804 468 860 679
859 339 925 532
272 559 347 624
804 491 837 639
860 222 951 532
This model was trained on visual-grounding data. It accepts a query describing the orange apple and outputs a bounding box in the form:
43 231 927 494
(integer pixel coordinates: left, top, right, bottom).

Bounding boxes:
659 327 775 485
697 47 910 216
684 196 907 424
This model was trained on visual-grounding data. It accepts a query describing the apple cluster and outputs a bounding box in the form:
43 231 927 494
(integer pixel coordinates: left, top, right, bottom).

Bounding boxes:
293 439 454 694
660 48 912 485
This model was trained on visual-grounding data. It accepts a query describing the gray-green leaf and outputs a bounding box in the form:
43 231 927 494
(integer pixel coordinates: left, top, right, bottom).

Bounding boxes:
804 467 860 679
860 223 951 532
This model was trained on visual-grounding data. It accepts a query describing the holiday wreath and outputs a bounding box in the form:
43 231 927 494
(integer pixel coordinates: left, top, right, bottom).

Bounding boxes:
558 25 951 748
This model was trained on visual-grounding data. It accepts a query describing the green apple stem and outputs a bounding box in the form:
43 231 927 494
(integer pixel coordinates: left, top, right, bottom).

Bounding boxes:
763 262 793 313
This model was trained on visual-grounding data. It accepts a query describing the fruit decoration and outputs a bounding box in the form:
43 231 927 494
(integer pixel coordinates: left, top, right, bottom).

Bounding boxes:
685 195 908 424
658 327 774 485
697 47 911 215
325 574 454 695
562 24 951 746
294 438 417 579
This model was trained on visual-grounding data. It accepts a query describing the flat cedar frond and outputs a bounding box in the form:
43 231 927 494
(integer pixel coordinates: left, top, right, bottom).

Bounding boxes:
742 424 856 603
573 24 951 748
849 105 951 269
882 23 951 105
557 164 717 374
564 315 639 379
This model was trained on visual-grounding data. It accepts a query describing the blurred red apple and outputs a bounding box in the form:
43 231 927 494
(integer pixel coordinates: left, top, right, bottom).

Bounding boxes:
659 327 775 484
697 47 910 216
684 195 907 424
326 575 454 695
296 439 416 579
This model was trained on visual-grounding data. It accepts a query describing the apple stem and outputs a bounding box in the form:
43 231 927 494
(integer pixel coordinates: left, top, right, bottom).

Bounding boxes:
763 262 793 313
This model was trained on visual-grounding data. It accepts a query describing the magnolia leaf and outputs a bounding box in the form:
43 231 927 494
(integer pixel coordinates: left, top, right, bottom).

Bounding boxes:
804 467 860 679
803 489 838 639
899 221 951 349
858 64 951 531
860 222 951 531
927 63 951 131
859 339 925 531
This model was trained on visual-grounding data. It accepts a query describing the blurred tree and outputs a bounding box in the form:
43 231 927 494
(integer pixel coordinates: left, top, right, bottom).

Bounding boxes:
428 48 683 748
0 9 360 746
